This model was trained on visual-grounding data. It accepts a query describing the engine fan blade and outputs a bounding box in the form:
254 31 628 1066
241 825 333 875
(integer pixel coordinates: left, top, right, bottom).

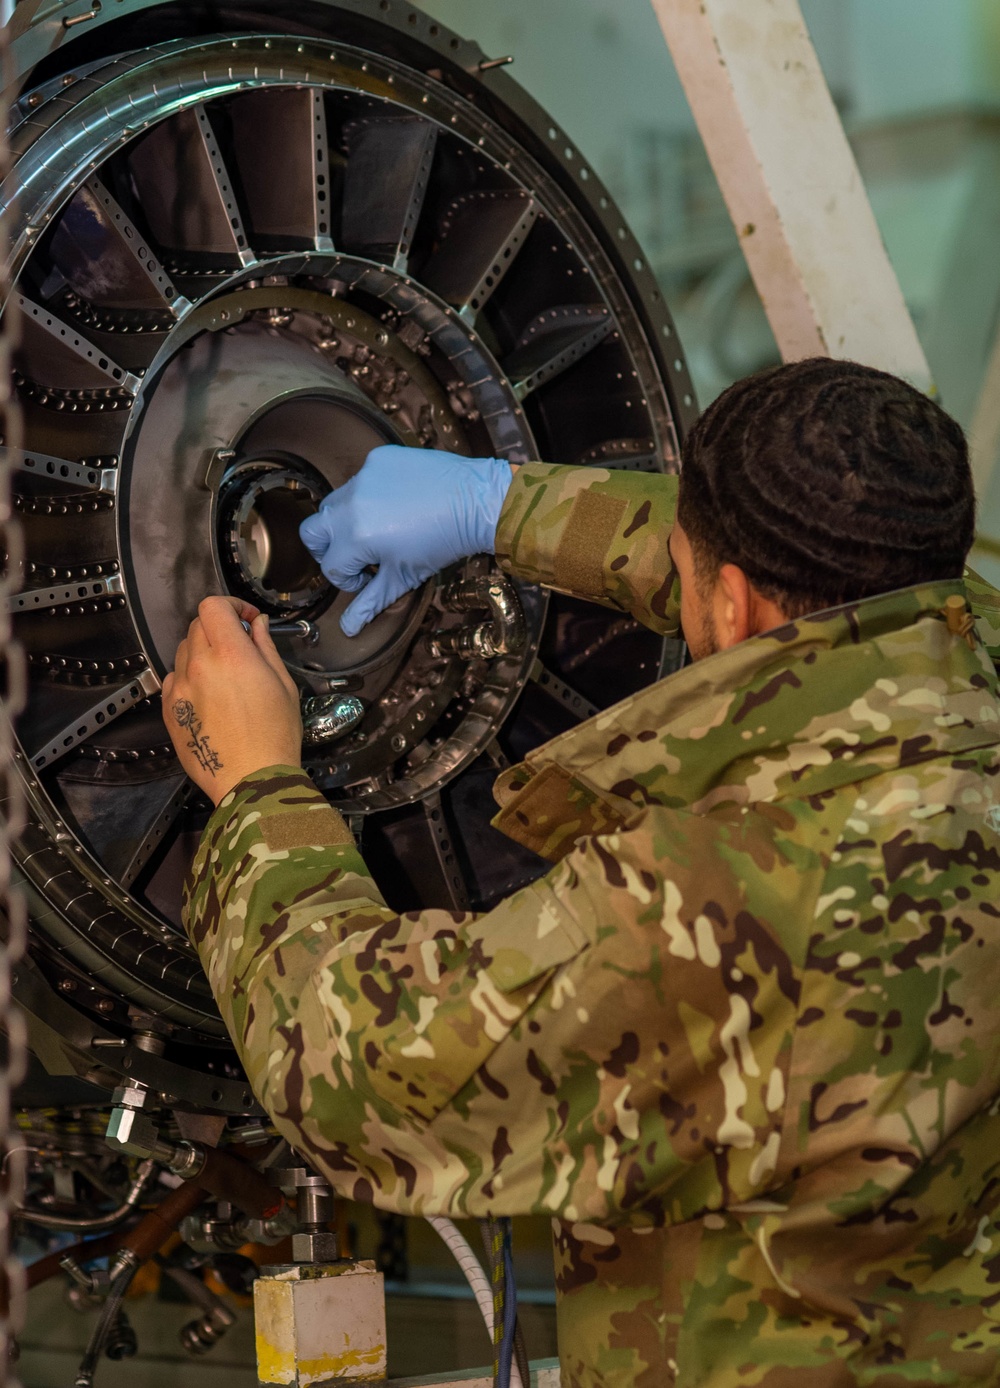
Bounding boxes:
128 105 255 268
502 305 614 402
340 116 438 273
422 189 538 320
230 88 335 253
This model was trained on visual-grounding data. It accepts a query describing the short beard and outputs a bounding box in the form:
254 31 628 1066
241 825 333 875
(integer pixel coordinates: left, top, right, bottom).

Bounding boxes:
687 562 721 660
687 602 720 661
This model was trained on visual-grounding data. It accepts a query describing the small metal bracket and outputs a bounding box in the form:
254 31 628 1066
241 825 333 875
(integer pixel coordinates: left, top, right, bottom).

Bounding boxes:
204 447 236 494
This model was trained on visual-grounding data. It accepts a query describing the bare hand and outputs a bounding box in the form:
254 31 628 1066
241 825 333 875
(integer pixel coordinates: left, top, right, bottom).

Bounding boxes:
163 596 303 805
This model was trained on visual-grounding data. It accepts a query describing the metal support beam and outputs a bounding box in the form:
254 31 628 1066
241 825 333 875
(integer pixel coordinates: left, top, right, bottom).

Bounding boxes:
649 0 932 389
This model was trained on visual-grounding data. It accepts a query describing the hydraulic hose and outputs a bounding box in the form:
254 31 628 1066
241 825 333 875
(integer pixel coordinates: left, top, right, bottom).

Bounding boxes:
115 1180 209 1265
426 1216 495 1335
17 1160 156 1233
65 1145 280 1386
427 1216 524 1388
186 1144 282 1220
66 1182 211 1388
25 1231 122 1292
73 1260 140 1388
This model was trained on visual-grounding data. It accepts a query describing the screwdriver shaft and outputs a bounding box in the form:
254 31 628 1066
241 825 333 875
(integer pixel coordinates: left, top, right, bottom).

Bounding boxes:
240 618 320 645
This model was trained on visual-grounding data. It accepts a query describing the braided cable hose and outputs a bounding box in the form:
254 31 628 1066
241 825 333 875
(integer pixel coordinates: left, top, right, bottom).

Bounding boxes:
479 1217 527 1388
504 1223 530 1388
427 1217 524 1388
18 1160 156 1232
498 1221 517 1388
485 1218 503 1383
73 1261 140 1388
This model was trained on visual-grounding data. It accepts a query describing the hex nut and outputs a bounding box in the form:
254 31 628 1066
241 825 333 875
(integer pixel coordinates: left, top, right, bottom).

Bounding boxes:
291 1231 340 1263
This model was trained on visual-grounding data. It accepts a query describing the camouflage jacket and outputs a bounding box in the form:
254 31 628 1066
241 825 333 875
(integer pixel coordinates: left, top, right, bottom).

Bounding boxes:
186 463 1000 1387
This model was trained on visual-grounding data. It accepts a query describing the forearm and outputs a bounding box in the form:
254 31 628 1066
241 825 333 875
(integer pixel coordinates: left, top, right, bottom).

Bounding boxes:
184 767 396 1038
495 462 682 636
183 765 584 1212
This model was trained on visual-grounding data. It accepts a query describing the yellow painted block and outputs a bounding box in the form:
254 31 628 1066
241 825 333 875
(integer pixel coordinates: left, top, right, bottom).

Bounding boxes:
254 1260 387 1386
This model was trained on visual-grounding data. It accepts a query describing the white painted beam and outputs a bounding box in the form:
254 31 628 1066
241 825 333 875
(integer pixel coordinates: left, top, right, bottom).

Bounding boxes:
649 0 933 390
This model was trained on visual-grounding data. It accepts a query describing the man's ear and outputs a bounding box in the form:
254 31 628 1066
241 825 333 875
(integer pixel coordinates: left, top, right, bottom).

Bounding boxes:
716 564 790 646
714 564 754 649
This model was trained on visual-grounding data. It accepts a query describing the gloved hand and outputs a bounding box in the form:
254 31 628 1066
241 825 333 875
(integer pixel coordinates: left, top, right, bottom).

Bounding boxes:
300 444 514 637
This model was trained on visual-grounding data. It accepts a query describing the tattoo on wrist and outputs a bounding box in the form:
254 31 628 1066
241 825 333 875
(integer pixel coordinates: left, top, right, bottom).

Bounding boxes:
172 699 224 777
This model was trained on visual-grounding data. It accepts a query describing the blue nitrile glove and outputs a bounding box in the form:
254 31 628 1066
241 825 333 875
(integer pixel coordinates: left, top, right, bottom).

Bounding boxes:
300 445 514 638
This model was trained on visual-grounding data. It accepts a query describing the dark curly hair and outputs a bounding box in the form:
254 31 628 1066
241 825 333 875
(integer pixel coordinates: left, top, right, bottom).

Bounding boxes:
676 358 976 618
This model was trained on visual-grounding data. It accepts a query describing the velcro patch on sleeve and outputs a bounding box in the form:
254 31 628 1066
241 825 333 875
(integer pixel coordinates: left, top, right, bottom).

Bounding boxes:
553 491 628 598
260 806 356 852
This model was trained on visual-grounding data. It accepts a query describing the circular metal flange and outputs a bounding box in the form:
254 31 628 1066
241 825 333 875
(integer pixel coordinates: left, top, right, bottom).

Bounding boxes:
217 458 328 612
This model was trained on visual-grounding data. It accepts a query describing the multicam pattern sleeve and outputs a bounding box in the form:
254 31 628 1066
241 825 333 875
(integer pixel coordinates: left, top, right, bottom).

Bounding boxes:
184 765 800 1221
495 463 682 637
494 466 1000 662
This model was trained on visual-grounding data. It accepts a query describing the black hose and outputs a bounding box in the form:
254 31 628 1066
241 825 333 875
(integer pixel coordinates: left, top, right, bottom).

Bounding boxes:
73 1261 140 1388
479 1217 529 1388
498 1223 517 1388
104 1309 137 1362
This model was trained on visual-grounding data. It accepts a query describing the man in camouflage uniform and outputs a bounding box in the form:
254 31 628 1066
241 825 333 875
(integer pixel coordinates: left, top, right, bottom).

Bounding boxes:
166 359 1000 1386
